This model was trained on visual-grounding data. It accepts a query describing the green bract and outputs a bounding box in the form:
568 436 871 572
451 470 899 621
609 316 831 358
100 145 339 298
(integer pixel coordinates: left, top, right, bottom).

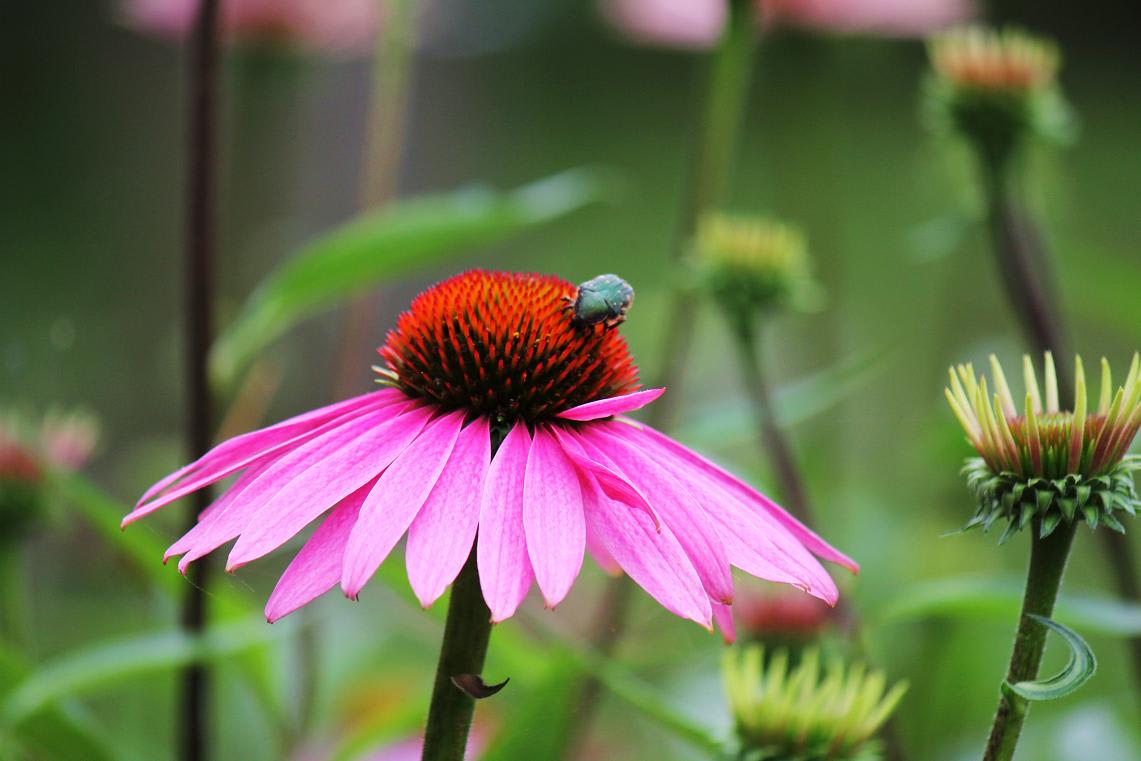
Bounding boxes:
723 646 907 761
947 353 1141 539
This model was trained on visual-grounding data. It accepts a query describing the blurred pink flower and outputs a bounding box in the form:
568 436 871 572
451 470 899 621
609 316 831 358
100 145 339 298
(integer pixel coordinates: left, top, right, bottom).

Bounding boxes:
123 0 380 54
600 0 971 49
126 271 856 629
0 409 98 479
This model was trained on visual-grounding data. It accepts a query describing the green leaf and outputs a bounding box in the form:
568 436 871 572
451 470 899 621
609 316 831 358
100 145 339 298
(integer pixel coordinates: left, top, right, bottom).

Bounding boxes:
1004 615 1096 701
1 618 285 726
873 575 1141 637
210 168 608 387
0 643 121 761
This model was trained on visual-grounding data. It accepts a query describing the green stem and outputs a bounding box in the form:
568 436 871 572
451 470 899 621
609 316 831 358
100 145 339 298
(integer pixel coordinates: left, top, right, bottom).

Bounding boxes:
333 0 418 399
421 550 493 761
648 0 759 432
982 519 1077 761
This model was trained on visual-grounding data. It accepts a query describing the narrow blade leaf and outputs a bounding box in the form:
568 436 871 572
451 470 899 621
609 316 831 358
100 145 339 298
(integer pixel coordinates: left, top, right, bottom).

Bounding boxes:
1004 615 1096 701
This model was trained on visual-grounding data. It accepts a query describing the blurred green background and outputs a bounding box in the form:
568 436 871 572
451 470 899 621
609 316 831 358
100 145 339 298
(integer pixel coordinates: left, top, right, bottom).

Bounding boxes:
1 1 1138 760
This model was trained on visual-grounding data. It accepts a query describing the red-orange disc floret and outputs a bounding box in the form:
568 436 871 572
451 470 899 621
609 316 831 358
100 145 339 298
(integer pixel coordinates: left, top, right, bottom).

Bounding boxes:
379 271 641 423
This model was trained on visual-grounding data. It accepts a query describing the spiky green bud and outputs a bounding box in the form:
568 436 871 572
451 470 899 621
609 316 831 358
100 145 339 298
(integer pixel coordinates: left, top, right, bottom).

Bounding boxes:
946 353 1141 541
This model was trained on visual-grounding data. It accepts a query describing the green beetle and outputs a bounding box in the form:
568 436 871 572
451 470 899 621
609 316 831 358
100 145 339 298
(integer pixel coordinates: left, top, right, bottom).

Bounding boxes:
565 273 634 329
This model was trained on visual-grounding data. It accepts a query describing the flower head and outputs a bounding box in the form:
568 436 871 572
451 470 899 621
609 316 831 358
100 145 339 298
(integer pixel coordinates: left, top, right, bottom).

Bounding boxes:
122 0 379 55
946 353 1141 539
600 0 970 50
126 270 856 629
1 408 99 544
694 212 822 325
925 26 1074 169
723 645 907 761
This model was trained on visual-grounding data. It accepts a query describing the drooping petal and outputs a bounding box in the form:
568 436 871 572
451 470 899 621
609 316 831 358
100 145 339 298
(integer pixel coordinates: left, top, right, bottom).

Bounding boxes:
626 427 839 604
264 479 374 623
557 388 665 421
576 426 735 604
631 422 859 573
340 411 466 598
406 417 492 608
125 390 403 525
551 426 659 528
712 602 736 645
168 403 413 571
580 472 711 626
225 405 432 570
477 422 533 623
522 426 586 608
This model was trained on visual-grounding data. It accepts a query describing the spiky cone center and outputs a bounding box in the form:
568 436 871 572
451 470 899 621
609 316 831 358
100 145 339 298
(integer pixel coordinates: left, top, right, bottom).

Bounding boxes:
723 645 907 761
946 352 1141 539
694 212 817 317
378 270 640 425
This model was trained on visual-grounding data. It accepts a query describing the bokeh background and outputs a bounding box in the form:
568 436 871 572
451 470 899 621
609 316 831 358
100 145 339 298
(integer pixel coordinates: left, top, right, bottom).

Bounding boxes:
2 1 1138 760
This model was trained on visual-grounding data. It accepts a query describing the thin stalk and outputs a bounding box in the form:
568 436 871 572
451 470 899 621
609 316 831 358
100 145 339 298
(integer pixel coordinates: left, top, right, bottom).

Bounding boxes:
982 519 1077 761
560 2 759 757
980 160 1141 698
421 549 494 761
649 0 759 431
179 1 220 759
333 0 418 398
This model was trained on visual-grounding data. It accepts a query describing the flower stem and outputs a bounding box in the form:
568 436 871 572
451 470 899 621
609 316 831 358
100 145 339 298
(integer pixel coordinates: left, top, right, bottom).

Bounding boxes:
421 549 493 761
0 545 25 647
559 3 759 757
333 0 418 398
980 159 1141 698
180 1 220 759
982 519 1077 761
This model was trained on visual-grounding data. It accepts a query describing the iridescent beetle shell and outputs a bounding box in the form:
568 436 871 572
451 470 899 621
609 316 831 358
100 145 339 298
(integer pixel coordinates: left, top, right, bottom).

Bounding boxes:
565 273 635 329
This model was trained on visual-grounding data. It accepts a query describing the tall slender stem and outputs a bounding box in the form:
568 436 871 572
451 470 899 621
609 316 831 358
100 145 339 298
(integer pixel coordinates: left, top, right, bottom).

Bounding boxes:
0 546 25 647
980 159 1141 697
421 549 493 761
559 4 759 758
179 1 219 759
333 0 418 398
982 520 1077 761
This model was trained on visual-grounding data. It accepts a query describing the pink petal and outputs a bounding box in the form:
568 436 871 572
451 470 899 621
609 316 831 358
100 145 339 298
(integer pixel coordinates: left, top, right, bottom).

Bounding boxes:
138 389 398 504
622 426 839 603
406 417 492 608
264 479 374 623
340 411 466 598
712 602 736 644
167 403 412 570
551 426 659 528
576 426 734 604
477 422 534 623
557 388 665 421
225 405 431 570
633 423 859 573
585 519 621 576
125 390 403 525
580 472 711 626
522 426 586 608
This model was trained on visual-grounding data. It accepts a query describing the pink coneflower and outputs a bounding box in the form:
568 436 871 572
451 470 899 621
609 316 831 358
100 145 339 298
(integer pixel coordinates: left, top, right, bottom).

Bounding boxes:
126 271 856 629
600 0 971 49
122 0 379 54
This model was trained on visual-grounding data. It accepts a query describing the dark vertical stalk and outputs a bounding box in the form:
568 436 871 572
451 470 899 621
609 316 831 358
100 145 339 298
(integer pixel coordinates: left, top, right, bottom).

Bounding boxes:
180 1 220 760
981 160 1141 697
421 550 494 761
982 520 1077 761
558 4 759 757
